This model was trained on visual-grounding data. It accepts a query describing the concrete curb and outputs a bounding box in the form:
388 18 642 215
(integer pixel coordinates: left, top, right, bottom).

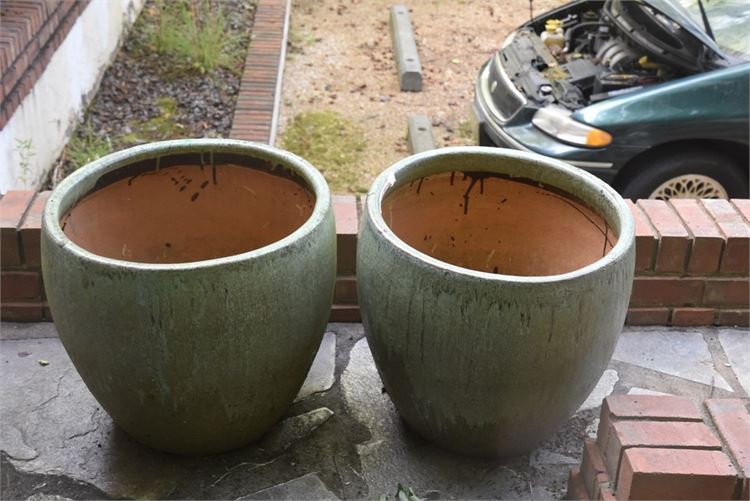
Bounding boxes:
389 5 423 92
406 115 435 153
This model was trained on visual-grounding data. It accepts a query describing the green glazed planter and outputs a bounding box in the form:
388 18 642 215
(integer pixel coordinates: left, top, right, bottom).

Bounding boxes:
41 139 336 455
357 146 635 457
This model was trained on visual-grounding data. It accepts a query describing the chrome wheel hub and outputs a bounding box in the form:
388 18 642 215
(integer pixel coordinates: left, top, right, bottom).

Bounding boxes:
650 174 728 200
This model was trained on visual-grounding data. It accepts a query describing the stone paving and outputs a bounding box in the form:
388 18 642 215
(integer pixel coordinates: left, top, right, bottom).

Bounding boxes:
0 322 747 500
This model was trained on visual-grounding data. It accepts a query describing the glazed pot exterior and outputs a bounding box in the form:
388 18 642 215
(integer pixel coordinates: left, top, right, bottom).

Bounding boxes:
41 139 336 455
357 147 635 457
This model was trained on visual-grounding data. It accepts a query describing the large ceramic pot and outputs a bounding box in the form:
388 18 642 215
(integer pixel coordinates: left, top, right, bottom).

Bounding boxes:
42 139 336 455
357 147 634 457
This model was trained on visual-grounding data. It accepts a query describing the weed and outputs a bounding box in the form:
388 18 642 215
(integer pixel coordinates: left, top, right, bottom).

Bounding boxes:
66 125 113 171
150 0 244 74
281 111 367 193
15 138 35 185
457 119 475 142
123 97 186 143
288 28 317 51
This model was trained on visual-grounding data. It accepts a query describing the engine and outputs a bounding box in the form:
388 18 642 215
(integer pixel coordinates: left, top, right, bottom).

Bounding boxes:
504 0 698 109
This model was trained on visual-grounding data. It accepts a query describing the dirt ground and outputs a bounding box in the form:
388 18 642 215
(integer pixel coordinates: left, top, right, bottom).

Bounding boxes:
278 0 563 194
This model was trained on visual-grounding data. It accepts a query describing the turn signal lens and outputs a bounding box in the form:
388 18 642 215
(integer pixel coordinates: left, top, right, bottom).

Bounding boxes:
586 129 612 147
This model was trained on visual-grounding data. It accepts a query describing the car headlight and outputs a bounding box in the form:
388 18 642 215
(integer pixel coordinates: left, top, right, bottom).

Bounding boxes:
532 106 612 148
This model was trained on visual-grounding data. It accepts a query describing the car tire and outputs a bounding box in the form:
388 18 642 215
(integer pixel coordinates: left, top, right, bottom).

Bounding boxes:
618 148 749 200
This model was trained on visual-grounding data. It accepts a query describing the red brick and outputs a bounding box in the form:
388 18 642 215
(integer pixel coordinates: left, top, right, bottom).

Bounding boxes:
43 303 53 322
601 420 721 482
701 199 750 274
0 271 41 300
597 395 703 459
333 194 358 274
596 485 616 501
601 394 703 422
329 304 360 323
0 190 35 266
638 200 689 272
703 278 749 308
626 200 657 272
565 467 591 501
629 277 703 307
670 199 724 274
334 275 357 305
333 194 358 234
705 399 750 480
616 448 738 500
715 309 749 327
591 473 611 500
625 308 670 326
731 199 750 223
0 302 44 322
581 438 609 499
18 191 50 266
671 307 716 326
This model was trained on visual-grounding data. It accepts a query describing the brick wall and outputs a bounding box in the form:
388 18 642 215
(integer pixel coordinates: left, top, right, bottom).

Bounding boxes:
0 0 91 129
0 190 51 321
566 395 749 500
627 199 749 327
1 191 748 325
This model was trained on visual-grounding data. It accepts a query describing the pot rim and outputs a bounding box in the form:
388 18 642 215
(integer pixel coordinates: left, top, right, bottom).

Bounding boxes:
43 139 331 270
366 146 635 284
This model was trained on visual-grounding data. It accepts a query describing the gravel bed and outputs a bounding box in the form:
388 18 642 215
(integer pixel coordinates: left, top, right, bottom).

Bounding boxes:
49 0 256 187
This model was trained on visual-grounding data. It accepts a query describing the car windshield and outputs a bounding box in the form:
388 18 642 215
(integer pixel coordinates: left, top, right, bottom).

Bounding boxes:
676 0 750 59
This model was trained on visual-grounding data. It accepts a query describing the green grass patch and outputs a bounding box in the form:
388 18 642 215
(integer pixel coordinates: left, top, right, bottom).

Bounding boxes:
149 0 244 74
66 124 113 171
281 111 367 193
122 97 186 143
457 119 474 141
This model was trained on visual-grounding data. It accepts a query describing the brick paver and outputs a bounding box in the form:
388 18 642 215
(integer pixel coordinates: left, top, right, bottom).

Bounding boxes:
229 0 289 144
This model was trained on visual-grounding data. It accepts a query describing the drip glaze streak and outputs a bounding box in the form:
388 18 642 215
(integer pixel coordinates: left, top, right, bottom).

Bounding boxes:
383 171 618 276
61 163 315 264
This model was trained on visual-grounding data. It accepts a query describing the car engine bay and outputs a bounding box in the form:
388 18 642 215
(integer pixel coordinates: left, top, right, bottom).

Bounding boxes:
501 0 722 109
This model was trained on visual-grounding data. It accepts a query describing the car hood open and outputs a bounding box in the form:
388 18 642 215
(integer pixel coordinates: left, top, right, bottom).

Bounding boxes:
642 0 728 61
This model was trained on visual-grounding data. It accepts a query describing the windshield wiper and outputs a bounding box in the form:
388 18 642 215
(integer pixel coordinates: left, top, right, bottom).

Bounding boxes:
696 0 715 41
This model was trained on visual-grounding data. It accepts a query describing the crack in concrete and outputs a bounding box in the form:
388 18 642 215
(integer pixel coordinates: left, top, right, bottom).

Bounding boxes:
702 330 747 398
62 408 101 446
32 369 73 413
207 458 279 489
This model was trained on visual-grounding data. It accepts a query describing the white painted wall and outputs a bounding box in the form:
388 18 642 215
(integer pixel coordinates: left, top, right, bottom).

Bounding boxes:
0 0 145 194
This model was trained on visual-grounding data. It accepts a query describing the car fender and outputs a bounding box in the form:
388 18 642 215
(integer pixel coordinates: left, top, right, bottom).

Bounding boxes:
572 63 750 148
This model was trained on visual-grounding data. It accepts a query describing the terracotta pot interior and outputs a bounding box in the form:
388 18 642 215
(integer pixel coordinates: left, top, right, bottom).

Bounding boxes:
382 171 618 276
61 153 315 264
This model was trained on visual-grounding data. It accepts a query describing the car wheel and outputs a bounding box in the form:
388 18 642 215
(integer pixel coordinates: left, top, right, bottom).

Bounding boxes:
619 149 749 200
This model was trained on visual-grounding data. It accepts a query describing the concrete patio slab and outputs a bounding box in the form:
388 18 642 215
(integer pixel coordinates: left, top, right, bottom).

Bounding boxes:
238 473 340 500
718 329 750 395
295 332 336 402
1 323 746 500
612 328 733 391
627 387 672 396
578 369 619 411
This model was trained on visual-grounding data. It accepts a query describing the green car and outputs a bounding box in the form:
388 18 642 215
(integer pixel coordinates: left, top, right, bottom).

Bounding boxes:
472 0 749 199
